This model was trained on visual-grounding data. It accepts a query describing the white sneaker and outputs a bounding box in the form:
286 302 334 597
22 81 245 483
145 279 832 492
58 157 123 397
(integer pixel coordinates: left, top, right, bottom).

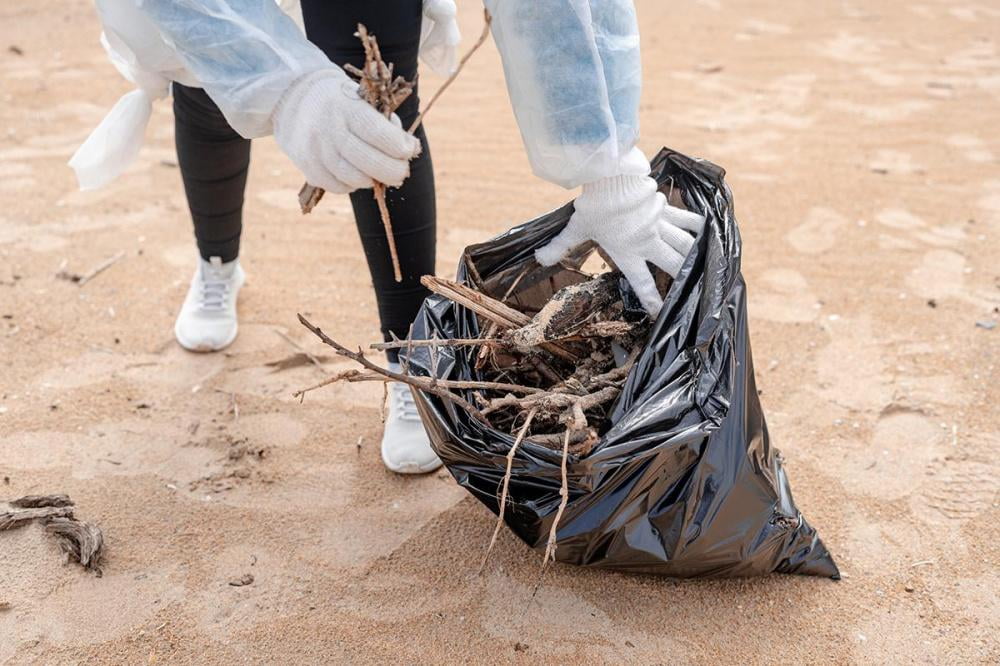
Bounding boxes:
174 256 245 352
381 363 442 474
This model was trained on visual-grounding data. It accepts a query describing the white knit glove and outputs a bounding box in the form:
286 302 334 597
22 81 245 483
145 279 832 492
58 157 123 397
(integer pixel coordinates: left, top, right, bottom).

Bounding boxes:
272 69 421 194
420 0 461 76
536 152 706 316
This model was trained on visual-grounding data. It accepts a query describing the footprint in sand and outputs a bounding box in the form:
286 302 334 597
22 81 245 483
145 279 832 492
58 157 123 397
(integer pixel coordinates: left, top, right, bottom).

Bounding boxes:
735 18 790 40
748 268 818 323
786 207 847 254
976 181 1000 214
869 149 923 175
859 67 904 87
827 99 931 123
875 207 965 249
910 452 999 525
904 249 966 301
947 134 995 163
815 32 884 64
840 409 945 501
481 573 689 660
815 318 893 411
0 162 33 177
842 513 924 576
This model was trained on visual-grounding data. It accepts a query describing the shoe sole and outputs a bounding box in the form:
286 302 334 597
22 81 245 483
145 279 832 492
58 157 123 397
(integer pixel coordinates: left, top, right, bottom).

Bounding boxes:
174 322 239 353
381 448 443 475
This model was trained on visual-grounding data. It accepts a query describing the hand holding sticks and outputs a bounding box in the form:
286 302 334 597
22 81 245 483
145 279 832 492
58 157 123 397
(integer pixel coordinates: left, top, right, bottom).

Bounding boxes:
298 11 494 282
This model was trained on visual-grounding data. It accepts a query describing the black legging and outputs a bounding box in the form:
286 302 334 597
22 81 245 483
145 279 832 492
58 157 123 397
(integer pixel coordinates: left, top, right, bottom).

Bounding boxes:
173 0 435 360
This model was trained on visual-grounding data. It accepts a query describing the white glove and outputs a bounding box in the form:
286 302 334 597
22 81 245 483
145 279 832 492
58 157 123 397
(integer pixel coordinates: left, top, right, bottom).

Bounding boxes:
272 69 422 194
536 151 706 316
420 0 461 76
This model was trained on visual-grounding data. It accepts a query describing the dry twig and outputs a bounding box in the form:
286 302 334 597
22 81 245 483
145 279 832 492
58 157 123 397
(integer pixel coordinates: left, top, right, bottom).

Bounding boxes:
57 251 125 286
479 408 536 574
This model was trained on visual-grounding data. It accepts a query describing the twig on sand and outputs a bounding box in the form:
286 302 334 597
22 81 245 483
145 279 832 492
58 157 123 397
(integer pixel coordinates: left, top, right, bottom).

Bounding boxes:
57 251 125 286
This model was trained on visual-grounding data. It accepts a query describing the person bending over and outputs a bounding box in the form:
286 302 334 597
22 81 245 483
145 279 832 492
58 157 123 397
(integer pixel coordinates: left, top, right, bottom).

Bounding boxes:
73 0 704 475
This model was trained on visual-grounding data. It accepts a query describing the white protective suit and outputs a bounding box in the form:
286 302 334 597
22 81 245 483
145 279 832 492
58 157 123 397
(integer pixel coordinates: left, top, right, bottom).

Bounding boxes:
72 0 640 191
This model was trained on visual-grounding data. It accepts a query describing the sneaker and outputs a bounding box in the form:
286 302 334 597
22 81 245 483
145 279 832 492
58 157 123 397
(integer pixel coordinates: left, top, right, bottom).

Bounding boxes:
174 256 245 352
381 363 442 474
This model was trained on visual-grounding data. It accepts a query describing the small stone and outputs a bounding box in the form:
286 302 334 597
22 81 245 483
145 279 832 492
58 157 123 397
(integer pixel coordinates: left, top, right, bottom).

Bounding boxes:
975 320 996 330
904 584 915 593
229 574 254 587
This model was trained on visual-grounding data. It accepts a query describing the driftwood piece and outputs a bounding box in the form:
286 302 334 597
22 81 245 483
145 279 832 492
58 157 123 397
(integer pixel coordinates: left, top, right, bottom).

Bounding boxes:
46 517 104 574
479 408 536 574
370 337 497 351
0 505 74 530
422 275 531 328
509 272 621 347
294 367 542 398
1 495 105 574
10 494 74 508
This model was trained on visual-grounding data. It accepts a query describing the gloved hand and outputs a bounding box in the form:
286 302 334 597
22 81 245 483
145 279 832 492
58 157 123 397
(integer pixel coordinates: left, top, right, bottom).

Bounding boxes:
420 0 461 76
272 69 422 194
536 152 706 316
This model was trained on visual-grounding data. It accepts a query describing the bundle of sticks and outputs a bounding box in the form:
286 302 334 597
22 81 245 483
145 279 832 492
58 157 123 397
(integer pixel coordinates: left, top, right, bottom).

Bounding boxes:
297 266 656 454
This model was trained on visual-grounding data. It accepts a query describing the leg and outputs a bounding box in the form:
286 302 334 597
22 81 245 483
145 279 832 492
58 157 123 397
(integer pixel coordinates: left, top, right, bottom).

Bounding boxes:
300 0 435 362
172 83 250 351
300 1 441 474
173 82 251 263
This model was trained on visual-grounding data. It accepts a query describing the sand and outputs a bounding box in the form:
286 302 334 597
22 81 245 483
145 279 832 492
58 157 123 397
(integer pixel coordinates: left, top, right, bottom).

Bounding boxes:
1 0 998 663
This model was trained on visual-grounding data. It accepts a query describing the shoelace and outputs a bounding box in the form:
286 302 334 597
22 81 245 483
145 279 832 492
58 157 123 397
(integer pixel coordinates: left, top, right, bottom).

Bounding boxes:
198 270 230 311
391 382 421 421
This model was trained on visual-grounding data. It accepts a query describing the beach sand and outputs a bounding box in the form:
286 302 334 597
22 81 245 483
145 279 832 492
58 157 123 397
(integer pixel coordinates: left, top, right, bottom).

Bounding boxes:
0 0 997 662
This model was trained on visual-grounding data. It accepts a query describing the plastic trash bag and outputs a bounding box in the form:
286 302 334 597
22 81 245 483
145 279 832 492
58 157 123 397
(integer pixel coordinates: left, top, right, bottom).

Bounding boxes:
406 147 839 578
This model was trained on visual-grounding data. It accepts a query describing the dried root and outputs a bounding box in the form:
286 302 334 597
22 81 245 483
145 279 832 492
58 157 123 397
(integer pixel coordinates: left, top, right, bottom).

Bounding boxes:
1 494 104 575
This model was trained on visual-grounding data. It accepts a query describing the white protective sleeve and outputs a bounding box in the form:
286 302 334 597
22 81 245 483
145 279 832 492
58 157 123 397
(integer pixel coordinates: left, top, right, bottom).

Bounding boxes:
133 0 332 138
484 0 647 189
70 0 313 189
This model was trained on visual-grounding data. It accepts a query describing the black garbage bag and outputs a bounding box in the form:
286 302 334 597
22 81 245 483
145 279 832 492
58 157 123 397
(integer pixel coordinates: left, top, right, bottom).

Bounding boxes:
405 147 839 578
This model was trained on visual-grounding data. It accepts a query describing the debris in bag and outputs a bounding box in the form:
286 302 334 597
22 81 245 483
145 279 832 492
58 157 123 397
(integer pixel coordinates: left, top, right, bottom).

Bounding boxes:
402 148 839 578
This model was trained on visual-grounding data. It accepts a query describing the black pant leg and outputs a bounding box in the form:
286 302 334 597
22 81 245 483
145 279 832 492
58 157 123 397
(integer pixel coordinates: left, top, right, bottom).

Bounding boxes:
173 82 251 263
300 1 436 360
